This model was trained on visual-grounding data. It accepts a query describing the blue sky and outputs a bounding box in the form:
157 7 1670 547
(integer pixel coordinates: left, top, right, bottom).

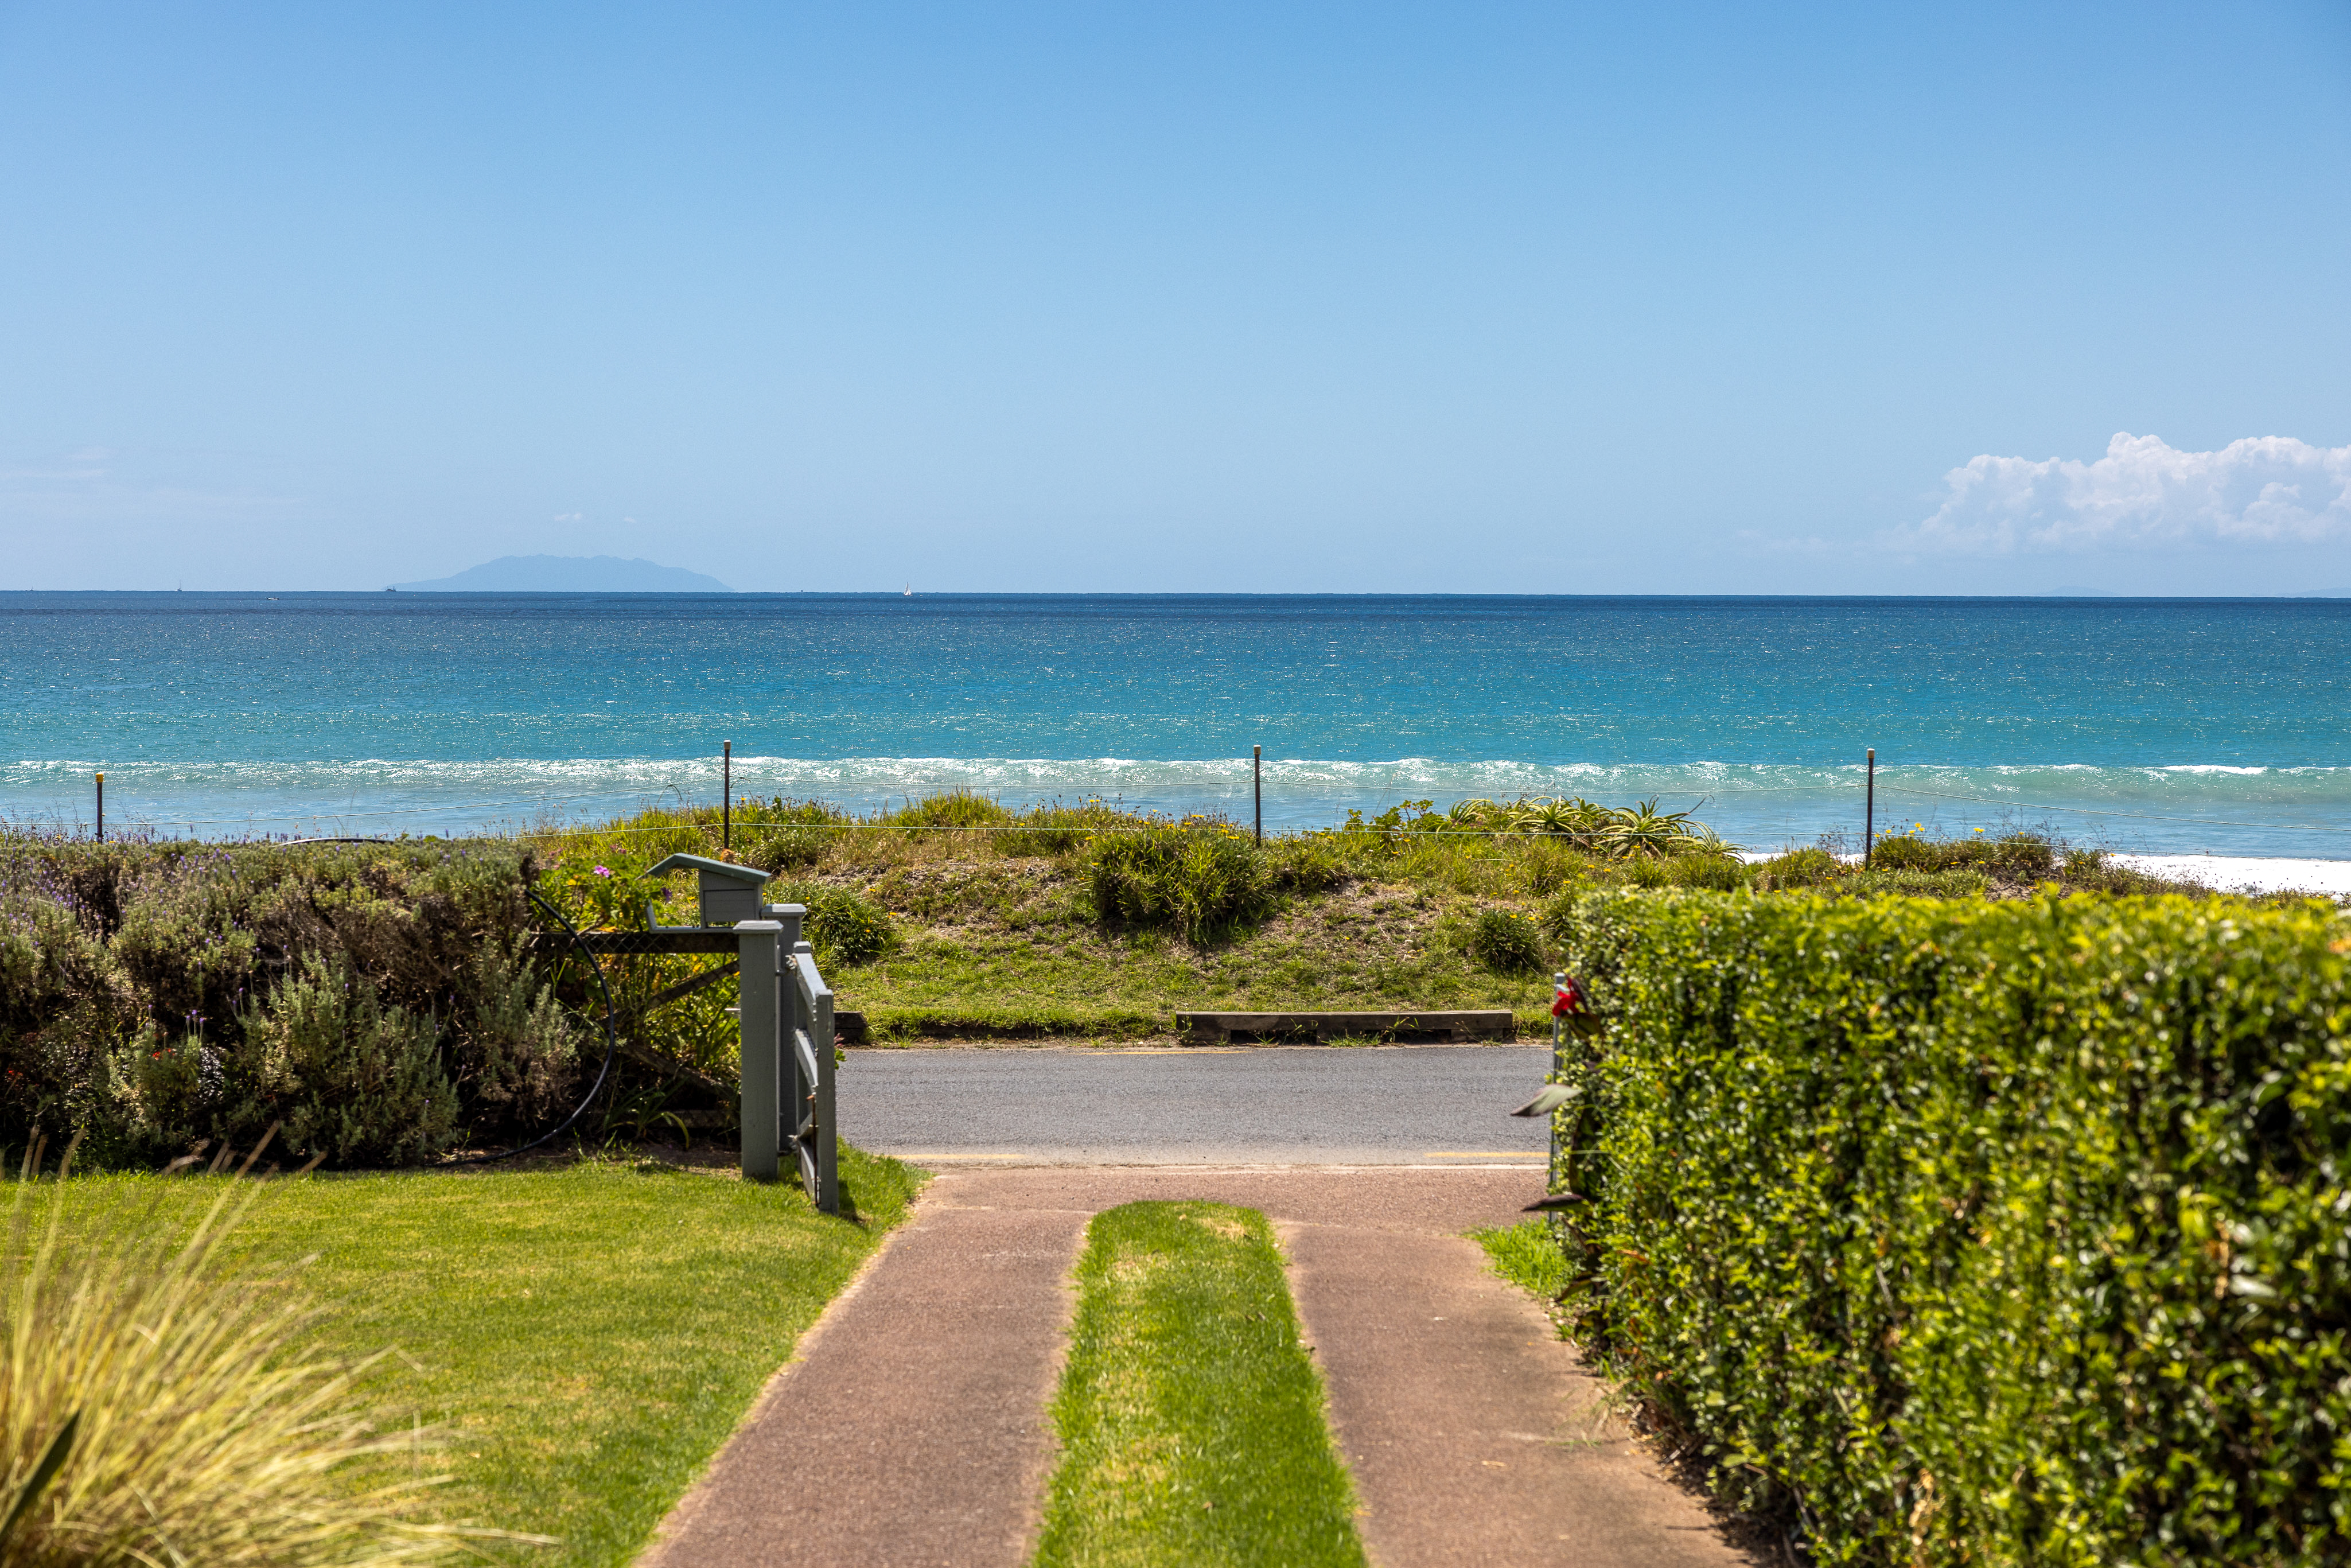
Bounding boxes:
2 1 2346 594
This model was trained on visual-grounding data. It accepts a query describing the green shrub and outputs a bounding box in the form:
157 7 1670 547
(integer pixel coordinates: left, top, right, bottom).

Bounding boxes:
2053 845 2202 896
738 796 849 870
0 838 564 1167
1979 829 2056 879
1592 797 1704 860
1867 831 1937 870
1469 908 1546 974
1264 832 1348 894
1084 826 1275 944
1544 888 2351 1566
1748 846 1843 889
746 824 834 871
1869 829 2057 881
770 881 895 968
883 789 1011 832
809 889 893 968
453 944 579 1125
232 954 460 1166
1620 851 1747 891
1836 866 1991 899
1515 840 1590 898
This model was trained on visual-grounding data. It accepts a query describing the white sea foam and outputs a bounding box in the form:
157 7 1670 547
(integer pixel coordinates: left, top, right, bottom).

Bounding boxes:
7 755 2350 859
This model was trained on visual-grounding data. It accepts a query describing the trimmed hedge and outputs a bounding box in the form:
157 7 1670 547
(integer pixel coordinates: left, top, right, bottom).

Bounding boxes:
0 838 577 1166
1545 889 2351 1566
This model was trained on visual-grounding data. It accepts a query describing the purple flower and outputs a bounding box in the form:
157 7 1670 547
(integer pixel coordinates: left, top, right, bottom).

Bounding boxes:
593 865 613 878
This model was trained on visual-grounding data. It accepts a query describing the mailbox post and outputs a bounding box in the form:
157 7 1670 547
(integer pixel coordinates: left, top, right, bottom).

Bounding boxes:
627 857 835 1207
734 920 783 1181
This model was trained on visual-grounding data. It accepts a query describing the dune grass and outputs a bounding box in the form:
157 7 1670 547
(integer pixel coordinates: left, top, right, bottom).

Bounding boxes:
1032 1201 1366 1568
37 1144 923 1567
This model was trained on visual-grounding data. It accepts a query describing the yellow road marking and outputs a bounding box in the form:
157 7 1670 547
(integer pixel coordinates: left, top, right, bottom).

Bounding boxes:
1422 1151 1545 1158
896 1152 1029 1161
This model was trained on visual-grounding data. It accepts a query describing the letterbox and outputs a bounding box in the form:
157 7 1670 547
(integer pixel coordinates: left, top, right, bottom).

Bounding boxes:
643 853 774 927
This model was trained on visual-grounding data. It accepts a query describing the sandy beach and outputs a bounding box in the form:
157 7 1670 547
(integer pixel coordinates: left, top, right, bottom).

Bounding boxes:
1741 849 2351 896
2108 854 2351 896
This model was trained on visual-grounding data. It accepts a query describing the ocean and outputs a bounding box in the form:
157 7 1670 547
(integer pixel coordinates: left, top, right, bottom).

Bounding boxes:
4 592 2348 859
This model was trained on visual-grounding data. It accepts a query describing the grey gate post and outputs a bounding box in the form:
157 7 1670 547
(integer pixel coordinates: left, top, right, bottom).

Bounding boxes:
735 920 784 1181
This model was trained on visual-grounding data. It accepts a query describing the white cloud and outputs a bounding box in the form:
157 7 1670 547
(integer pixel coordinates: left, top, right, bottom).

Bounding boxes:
1 448 110 483
0 446 301 524
1886 433 2351 555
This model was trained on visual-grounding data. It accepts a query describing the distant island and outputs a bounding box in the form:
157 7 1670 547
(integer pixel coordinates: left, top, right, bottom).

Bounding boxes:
390 555 733 593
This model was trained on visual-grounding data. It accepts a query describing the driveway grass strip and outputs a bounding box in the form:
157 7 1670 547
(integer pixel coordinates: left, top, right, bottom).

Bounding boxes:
44 1145 923 1567
1032 1201 1367 1568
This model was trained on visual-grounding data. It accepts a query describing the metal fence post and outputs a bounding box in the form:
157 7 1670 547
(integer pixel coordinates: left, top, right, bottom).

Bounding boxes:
1864 747 1875 868
1252 745 1262 845
735 920 783 1181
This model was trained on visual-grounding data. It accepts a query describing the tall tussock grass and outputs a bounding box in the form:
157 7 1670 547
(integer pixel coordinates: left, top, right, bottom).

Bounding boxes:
1 1133 532 1567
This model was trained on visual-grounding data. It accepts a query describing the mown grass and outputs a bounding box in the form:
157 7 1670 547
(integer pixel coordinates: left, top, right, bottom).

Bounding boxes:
522 796 2235 1044
1033 1201 1366 1568
41 1145 924 1567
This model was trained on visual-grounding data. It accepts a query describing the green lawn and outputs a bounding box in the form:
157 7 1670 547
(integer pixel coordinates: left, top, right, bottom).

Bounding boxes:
1033 1201 1367 1568
52 1146 923 1566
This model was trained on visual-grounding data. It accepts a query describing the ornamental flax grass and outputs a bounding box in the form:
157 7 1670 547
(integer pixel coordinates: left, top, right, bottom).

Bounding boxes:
0 1137 523 1568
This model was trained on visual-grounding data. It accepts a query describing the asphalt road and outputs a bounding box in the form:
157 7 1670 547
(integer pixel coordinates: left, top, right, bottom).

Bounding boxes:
835 1044 1554 1166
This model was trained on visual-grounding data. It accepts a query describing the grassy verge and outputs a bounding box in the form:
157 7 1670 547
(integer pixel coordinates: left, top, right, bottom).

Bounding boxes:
1033 1201 1366 1568
50 1144 923 1566
523 797 2234 1045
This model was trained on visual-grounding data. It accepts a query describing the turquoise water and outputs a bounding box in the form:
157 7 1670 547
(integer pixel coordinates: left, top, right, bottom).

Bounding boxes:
4 592 2348 857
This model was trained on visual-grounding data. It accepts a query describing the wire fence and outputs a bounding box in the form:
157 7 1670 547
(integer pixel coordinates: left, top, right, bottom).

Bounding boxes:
12 768 2351 851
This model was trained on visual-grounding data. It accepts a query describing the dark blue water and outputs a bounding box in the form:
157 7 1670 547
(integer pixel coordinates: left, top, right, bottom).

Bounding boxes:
4 592 2346 855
